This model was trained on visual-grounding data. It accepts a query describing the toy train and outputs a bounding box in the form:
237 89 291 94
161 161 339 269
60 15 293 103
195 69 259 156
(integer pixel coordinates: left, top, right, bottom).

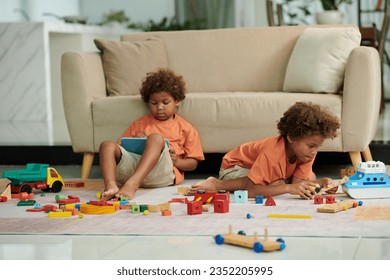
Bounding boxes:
342 161 390 199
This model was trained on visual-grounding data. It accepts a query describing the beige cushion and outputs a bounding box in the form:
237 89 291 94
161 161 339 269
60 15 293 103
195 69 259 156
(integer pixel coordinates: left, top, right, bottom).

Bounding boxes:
91 92 343 152
283 27 361 93
94 37 168 96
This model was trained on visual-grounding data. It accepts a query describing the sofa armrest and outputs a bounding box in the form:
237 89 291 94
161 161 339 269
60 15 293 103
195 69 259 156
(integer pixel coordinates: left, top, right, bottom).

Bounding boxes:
61 52 107 153
342 46 381 151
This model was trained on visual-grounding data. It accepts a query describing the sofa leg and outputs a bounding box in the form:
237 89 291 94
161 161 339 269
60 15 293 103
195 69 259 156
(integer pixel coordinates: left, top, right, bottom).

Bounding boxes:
361 146 373 161
81 152 94 179
349 151 362 170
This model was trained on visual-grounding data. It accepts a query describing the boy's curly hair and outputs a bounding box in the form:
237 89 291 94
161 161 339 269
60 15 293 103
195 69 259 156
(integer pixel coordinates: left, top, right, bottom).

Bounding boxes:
140 68 186 103
277 102 340 140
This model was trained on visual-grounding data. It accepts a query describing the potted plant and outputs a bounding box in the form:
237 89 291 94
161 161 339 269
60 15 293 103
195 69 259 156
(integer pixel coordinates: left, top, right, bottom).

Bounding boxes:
316 0 353 24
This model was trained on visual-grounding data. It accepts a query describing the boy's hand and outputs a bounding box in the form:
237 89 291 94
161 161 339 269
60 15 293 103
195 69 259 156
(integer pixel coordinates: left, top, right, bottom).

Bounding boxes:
169 148 177 165
289 181 317 199
135 131 147 138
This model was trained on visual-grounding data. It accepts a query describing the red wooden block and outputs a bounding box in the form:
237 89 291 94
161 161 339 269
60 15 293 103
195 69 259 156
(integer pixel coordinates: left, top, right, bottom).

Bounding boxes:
214 192 230 202
314 195 324 204
325 195 336 204
187 201 203 215
214 199 229 213
265 196 276 206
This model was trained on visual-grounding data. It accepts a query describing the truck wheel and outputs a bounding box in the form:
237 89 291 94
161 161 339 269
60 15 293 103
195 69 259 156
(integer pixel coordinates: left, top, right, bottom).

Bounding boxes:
50 181 63 193
20 184 32 194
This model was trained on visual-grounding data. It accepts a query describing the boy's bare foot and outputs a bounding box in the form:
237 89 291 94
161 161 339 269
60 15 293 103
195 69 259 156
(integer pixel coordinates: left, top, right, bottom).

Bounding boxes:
101 184 120 200
115 182 138 200
188 176 219 195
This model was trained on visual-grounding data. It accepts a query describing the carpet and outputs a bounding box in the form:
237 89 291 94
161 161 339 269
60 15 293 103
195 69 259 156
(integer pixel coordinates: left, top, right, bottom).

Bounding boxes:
1 179 390 238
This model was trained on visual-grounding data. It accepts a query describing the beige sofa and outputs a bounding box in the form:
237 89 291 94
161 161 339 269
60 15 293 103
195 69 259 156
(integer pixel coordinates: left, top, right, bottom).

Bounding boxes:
61 25 381 179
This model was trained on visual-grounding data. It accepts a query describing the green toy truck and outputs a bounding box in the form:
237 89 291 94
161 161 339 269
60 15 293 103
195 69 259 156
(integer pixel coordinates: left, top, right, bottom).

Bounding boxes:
2 163 64 194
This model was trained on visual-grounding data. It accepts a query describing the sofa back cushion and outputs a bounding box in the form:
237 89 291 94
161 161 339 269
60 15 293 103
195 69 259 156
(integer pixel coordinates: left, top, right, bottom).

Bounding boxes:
283 27 361 93
94 37 168 96
121 26 310 92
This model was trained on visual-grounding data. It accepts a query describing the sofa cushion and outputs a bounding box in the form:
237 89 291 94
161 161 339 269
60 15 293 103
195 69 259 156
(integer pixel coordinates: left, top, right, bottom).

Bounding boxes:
91 92 343 152
283 27 361 93
94 37 168 96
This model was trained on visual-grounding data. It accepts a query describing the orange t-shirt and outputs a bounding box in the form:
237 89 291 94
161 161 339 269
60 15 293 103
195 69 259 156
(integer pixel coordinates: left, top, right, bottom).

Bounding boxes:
121 114 204 184
221 136 314 185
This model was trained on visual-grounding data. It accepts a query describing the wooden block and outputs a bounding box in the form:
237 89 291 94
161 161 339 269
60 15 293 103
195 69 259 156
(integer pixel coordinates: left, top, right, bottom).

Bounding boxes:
64 181 85 188
255 196 264 204
314 195 324 204
234 190 248 203
317 200 360 213
265 196 276 206
161 209 172 216
187 201 202 215
48 211 72 218
17 200 36 206
80 203 116 214
214 199 229 213
131 205 141 214
0 184 11 200
177 186 190 195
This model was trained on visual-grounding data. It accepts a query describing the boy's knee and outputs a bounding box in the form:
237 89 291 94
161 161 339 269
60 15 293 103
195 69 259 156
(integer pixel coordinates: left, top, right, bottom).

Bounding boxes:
146 133 165 144
99 140 117 152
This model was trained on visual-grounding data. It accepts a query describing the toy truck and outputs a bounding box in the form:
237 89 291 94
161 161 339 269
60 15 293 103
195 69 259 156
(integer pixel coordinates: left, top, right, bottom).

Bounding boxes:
2 163 64 194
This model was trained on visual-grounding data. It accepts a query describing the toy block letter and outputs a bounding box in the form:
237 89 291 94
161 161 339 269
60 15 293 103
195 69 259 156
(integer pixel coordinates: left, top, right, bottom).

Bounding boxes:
234 190 248 203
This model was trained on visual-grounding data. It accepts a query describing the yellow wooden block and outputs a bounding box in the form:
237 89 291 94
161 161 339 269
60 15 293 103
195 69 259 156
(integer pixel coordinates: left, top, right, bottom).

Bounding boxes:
48 211 72 218
80 203 116 214
267 213 312 219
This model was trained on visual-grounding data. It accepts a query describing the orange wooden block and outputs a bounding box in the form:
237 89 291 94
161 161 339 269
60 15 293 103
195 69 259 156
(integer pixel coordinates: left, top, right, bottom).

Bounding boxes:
64 208 79 215
161 209 172 216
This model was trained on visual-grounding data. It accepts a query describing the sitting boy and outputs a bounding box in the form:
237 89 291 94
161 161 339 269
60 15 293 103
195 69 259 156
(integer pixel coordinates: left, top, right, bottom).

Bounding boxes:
100 68 204 200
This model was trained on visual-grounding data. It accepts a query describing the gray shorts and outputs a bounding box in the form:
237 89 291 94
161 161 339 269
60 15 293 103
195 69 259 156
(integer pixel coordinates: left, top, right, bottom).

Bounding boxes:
116 144 175 188
219 165 249 180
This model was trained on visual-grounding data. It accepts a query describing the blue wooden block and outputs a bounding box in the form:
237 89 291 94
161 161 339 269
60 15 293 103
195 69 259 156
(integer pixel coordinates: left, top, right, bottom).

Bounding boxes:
255 195 264 204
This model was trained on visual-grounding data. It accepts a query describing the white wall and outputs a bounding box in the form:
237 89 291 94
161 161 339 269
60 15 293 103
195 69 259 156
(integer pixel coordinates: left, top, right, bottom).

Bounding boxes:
0 0 175 25
0 0 80 22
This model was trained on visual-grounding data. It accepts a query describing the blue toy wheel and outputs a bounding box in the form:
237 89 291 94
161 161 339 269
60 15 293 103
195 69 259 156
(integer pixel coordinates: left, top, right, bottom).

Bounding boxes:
237 230 246 236
276 238 285 243
215 234 224 245
253 242 263 253
279 243 286 250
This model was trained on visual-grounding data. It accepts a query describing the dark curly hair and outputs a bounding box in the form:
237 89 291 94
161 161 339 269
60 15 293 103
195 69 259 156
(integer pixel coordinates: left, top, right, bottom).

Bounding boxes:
277 102 340 140
140 68 186 103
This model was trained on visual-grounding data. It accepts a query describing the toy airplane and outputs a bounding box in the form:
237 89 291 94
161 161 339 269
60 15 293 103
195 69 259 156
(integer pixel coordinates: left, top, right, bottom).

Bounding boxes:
342 161 390 199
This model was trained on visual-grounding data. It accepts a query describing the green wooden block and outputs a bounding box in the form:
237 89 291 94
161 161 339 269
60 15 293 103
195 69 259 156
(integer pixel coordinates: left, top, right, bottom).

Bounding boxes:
17 200 36 206
140 205 148 212
131 205 140 214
